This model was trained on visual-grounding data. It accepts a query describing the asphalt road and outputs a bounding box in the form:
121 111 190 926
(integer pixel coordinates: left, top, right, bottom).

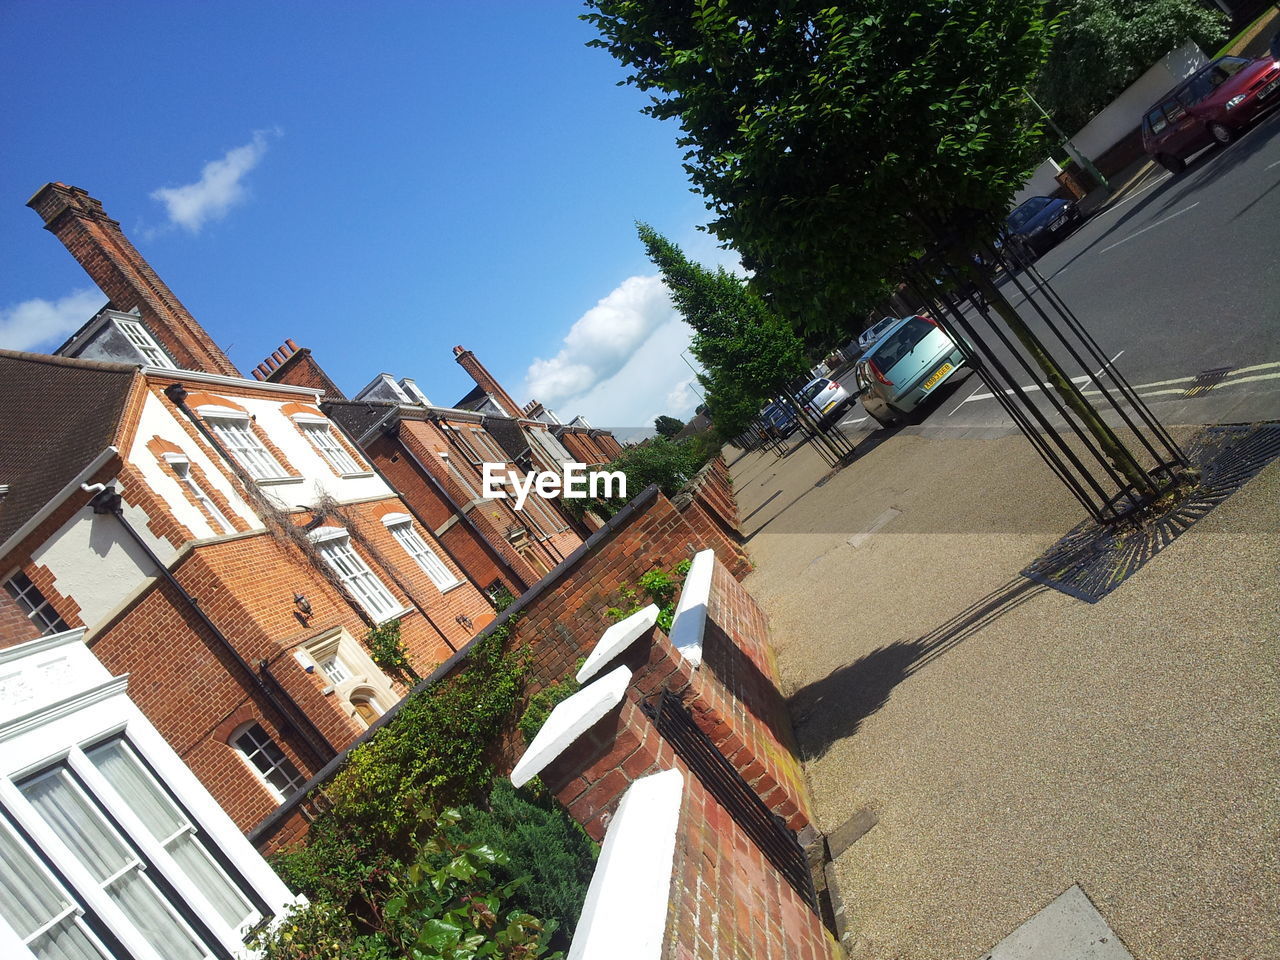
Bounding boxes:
832 105 1280 441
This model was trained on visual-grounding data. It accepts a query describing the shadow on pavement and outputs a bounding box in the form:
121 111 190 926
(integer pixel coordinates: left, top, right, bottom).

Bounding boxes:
788 576 1047 760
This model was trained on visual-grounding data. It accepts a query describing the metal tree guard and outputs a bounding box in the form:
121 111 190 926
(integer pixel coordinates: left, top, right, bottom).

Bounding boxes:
900 212 1194 526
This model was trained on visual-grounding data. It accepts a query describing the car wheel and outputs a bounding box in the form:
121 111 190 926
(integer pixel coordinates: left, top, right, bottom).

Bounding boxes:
1209 122 1234 145
1156 153 1185 174
868 407 899 429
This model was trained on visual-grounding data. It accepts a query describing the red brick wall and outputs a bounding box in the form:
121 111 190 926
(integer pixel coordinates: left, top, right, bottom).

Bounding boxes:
257 343 348 400
0 588 42 649
27 183 240 377
535 674 838 959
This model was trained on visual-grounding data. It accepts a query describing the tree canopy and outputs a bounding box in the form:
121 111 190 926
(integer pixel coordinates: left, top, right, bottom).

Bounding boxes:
637 223 808 437
584 0 1055 334
1035 0 1227 131
654 414 686 437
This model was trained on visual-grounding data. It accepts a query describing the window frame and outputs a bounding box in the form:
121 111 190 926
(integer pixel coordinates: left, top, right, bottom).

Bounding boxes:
114 318 176 369
311 528 404 622
230 723 307 804
163 454 233 534
383 516 462 591
296 628 397 730
3 571 69 637
294 416 365 476
202 413 289 481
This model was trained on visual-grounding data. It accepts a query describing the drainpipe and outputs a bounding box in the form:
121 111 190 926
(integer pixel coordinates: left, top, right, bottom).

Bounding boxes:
85 485 337 767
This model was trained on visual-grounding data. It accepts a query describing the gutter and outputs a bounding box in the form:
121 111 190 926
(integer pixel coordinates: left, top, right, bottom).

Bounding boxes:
0 446 119 562
145 366 322 399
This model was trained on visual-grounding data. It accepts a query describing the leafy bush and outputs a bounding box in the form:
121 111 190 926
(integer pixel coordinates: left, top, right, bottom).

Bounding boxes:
604 561 691 632
564 437 719 521
450 783 598 945
1036 0 1228 130
270 620 596 948
255 810 560 959
271 627 528 901
517 664 584 744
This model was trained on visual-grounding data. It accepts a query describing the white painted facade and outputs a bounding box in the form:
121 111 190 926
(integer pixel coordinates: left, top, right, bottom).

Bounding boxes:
1015 42 1209 205
0 630 300 959
27 373 402 638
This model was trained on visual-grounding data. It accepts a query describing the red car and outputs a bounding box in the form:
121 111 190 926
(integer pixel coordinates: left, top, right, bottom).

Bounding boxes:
1141 55 1280 173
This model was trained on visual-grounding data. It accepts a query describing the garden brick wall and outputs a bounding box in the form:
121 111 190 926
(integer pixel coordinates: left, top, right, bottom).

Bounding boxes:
533 667 838 959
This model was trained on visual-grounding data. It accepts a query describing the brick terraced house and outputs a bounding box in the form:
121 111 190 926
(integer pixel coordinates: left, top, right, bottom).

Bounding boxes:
0 183 493 833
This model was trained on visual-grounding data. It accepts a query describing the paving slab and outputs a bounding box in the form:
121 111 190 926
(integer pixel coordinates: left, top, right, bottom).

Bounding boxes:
977 885 1134 960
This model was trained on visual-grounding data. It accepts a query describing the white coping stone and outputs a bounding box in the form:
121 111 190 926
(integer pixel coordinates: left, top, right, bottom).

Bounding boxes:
667 549 714 668
576 604 660 685
567 768 684 960
510 665 631 789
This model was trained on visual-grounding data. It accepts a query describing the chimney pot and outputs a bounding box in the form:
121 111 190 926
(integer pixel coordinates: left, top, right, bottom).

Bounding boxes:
285 338 298 351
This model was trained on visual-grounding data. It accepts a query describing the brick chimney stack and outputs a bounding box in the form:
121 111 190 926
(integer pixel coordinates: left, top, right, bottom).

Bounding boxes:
27 182 241 378
452 345 522 419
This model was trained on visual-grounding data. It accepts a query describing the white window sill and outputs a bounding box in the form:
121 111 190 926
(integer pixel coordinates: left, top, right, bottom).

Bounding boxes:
256 476 305 487
340 471 376 479
374 607 413 625
439 580 466 594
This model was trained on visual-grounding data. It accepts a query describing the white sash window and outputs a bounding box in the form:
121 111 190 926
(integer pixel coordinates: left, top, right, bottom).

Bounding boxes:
204 415 288 480
385 517 460 591
297 420 362 476
314 531 402 621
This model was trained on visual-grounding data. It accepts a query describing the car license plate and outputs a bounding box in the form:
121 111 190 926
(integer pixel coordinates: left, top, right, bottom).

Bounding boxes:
1260 77 1280 100
1051 215 1067 229
822 399 837 413
922 363 952 391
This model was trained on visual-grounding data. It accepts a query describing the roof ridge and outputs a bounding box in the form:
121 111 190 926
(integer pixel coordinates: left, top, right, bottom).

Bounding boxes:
0 348 138 374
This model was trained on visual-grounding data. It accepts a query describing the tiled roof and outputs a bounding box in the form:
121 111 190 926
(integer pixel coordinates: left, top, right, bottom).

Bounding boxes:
0 351 137 551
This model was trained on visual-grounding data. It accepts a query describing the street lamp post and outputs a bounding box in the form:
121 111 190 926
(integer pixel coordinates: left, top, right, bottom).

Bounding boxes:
1023 87 1111 195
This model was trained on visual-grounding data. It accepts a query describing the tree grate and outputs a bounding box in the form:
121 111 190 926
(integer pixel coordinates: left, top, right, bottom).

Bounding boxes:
1022 423 1280 603
1182 366 1234 399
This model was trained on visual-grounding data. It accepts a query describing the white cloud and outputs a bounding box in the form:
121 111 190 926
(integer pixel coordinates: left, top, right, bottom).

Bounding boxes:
150 129 277 233
524 274 677 405
0 289 107 352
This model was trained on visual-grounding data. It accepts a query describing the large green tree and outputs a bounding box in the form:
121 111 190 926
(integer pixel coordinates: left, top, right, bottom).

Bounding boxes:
636 222 807 438
587 0 1161 496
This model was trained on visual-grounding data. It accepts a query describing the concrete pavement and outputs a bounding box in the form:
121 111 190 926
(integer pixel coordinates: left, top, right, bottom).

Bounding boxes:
731 427 1279 960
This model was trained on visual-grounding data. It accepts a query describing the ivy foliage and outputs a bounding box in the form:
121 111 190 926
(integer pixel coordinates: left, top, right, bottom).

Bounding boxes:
1035 0 1228 131
254 809 561 959
366 618 418 683
517 660 586 744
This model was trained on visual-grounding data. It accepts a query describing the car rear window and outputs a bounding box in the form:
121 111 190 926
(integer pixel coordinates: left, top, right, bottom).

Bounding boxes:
869 317 936 367
1144 107 1168 135
1007 197 1051 230
797 380 826 403
1179 57 1249 106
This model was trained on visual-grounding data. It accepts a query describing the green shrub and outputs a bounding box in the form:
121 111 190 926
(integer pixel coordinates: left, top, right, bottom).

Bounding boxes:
256 810 560 959
450 782 598 946
366 618 418 682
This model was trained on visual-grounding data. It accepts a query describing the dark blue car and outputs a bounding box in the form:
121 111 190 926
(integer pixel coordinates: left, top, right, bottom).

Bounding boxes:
1004 195 1083 259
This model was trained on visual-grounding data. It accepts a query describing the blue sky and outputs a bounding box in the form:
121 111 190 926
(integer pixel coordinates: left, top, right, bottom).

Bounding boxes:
0 1 725 428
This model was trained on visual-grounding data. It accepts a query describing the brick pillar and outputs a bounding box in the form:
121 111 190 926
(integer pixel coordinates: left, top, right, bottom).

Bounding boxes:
27 182 240 377
452 345 522 419
252 339 347 399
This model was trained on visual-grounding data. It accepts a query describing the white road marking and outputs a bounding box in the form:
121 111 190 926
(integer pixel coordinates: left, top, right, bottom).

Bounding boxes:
961 351 1124 405
1097 202 1200 254
1091 171 1172 219
1267 159 1280 170
947 382 987 416
840 415 868 426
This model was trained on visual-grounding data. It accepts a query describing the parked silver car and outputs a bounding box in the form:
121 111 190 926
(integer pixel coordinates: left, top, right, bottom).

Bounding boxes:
857 316 901 351
797 376 853 422
853 315 965 427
